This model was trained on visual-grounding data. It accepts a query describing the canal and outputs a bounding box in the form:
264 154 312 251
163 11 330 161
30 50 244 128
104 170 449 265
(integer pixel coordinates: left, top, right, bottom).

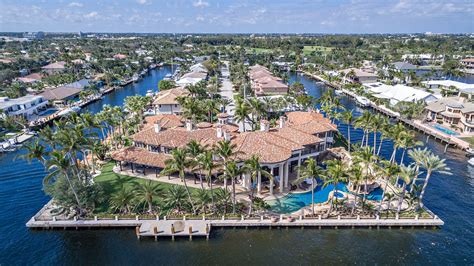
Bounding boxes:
0 67 472 264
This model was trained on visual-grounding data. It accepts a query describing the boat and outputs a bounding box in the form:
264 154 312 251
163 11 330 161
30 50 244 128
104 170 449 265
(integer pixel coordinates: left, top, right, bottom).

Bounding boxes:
57 106 81 117
355 96 370 107
334 89 343 96
468 157 474 167
132 74 140 82
163 74 173 81
143 109 155 116
145 90 154 97
466 147 474 157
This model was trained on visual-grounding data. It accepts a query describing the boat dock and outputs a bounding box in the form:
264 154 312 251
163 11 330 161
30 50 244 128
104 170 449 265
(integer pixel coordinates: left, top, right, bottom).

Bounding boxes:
301 71 471 152
26 214 444 240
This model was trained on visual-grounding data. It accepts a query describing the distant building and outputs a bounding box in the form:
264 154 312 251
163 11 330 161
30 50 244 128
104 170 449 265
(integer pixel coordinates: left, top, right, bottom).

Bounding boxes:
425 97 474 134
23 31 45 39
113 54 127 60
364 82 437 106
249 65 288 96
17 73 43 83
0 95 48 120
41 61 66 74
422 80 474 99
390 61 417 72
461 58 474 73
341 68 378 84
152 87 188 114
38 79 91 103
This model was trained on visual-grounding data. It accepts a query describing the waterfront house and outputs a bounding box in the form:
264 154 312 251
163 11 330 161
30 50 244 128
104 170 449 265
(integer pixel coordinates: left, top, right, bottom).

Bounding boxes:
41 61 66 74
365 83 437 106
111 111 337 194
0 95 48 120
176 71 208 86
249 65 288 96
17 73 43 83
390 61 417 72
422 80 474 99
341 68 378 84
425 96 474 134
38 79 90 104
152 87 188 115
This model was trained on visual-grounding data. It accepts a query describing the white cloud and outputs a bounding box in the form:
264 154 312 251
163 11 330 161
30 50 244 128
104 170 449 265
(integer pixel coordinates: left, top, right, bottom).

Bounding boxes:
196 15 205 21
84 11 98 19
136 0 150 5
68 2 83 7
193 0 209 8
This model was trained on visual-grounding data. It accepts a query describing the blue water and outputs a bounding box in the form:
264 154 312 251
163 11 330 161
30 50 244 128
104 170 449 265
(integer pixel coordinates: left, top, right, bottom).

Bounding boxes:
269 182 382 214
0 69 472 264
431 124 460 136
38 108 58 116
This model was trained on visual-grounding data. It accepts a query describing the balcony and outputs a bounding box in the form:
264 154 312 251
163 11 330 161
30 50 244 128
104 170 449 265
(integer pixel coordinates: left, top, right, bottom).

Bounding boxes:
326 137 334 143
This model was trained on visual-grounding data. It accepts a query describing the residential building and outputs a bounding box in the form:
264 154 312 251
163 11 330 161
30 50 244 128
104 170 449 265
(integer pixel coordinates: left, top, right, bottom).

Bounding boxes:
113 54 127 60
17 73 43 83
176 71 208 86
41 61 66 74
0 95 48 120
390 61 417 72
111 111 337 194
341 68 378 84
152 87 188 114
365 83 438 106
38 79 90 103
422 80 474 99
249 65 288 96
425 97 474 134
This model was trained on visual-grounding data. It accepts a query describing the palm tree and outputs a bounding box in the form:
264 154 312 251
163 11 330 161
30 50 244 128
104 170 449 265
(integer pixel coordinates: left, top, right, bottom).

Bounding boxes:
197 150 219 211
220 161 244 214
370 114 386 155
243 155 273 215
193 189 211 214
418 154 451 208
110 187 135 214
19 140 48 165
396 165 416 215
134 180 162 213
348 164 364 216
355 111 372 147
323 159 347 217
397 131 423 166
408 148 431 194
214 140 241 189
234 100 250 132
162 148 196 214
341 110 353 151
292 158 325 216
215 188 232 214
185 140 206 188
164 185 187 214
388 123 405 164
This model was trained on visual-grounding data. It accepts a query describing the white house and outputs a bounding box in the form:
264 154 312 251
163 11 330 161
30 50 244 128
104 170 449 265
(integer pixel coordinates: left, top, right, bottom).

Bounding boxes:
0 95 48 120
176 72 207 86
365 83 438 106
423 80 474 99
152 87 188 114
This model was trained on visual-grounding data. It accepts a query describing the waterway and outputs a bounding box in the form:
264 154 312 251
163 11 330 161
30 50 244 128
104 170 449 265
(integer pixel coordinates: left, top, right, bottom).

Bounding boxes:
0 67 473 264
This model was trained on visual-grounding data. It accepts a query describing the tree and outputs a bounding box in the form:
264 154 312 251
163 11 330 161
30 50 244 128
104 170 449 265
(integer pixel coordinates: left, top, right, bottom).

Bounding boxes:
197 150 219 211
158 79 176 91
109 187 135 214
243 155 273 215
292 158 325 216
341 110 353 151
418 154 451 208
219 161 244 214
234 100 250 132
162 148 196 214
134 180 162 213
396 165 416 215
164 185 188 214
19 140 49 165
355 111 372 147
193 189 211 214
323 159 347 217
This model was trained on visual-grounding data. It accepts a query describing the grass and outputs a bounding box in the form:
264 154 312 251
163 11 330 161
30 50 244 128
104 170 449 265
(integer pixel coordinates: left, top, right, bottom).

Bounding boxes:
460 136 474 147
93 162 195 213
302 45 333 56
245 47 274 54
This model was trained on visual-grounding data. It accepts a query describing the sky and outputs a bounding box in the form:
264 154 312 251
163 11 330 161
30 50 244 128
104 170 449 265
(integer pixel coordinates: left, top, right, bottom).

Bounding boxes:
0 0 473 33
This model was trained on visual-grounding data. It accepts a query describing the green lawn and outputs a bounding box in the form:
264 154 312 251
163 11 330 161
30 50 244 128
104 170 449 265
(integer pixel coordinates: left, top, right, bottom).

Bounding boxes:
460 136 474 148
245 47 274 54
94 162 194 213
302 45 333 56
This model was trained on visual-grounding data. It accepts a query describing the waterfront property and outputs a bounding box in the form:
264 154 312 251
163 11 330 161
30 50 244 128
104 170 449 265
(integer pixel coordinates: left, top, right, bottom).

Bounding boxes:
152 87 188 114
340 68 378 84
364 82 438 106
111 111 337 195
0 95 48 120
422 80 474 99
249 65 289 96
425 96 474 134
176 63 208 86
41 61 66 74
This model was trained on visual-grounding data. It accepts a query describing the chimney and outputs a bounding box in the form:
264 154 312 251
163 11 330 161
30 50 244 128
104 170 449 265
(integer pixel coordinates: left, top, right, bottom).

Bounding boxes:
260 120 269 132
216 125 223 138
223 130 231 141
186 120 193 131
279 116 286 128
154 121 161 133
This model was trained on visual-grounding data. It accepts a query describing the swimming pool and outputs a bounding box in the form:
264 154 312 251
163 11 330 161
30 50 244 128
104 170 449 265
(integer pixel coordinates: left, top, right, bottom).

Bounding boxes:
268 182 383 214
38 108 58 117
431 123 460 136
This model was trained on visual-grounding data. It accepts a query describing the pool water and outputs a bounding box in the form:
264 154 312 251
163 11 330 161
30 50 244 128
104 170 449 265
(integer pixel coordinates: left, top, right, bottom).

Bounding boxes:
268 182 383 214
38 108 58 117
431 123 460 136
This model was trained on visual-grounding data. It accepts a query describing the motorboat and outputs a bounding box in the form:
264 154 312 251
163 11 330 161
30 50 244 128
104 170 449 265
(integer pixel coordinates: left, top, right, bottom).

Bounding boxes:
163 73 173 80
355 96 370 107
57 106 81 117
334 89 343 96
145 90 154 97
466 147 474 157
468 157 474 167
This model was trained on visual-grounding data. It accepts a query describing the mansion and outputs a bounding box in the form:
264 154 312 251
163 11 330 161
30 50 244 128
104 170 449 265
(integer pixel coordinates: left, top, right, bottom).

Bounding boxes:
112 111 337 194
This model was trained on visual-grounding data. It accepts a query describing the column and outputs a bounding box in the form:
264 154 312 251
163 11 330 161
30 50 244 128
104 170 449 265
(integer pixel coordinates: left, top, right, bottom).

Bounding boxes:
270 167 274 195
279 163 284 193
297 151 302 179
284 162 289 189
257 171 262 193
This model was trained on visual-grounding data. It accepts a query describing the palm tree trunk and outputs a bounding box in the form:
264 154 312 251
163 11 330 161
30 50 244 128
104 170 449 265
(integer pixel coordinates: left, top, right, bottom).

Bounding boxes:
397 183 407 215
347 124 351 151
377 136 384 156
232 177 236 214
351 185 361 216
418 171 432 208
181 171 196 214
377 177 389 213
361 130 366 146
410 165 420 193
209 173 215 211
373 131 377 155
311 179 315 216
